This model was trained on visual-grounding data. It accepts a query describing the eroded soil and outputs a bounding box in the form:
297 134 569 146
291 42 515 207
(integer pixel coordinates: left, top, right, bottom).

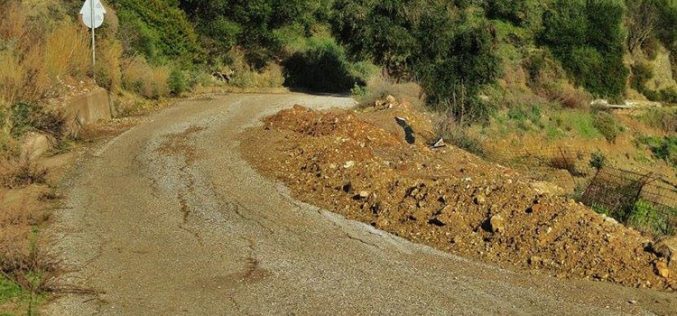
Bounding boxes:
241 102 676 291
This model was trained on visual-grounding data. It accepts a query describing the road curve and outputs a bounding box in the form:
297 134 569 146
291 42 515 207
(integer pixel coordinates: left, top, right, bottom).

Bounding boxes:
45 94 676 315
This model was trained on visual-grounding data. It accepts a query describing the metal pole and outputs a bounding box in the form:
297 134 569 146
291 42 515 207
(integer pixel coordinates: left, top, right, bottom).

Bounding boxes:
90 0 96 68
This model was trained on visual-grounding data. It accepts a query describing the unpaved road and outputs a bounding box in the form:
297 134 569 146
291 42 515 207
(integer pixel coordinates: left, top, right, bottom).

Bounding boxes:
45 94 676 315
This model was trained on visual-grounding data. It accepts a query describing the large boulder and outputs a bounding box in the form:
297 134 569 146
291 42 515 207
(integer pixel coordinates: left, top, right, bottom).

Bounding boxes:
20 132 55 161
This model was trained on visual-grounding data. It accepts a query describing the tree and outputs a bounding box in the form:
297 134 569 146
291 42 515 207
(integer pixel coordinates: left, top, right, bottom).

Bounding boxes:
626 0 660 52
540 0 628 98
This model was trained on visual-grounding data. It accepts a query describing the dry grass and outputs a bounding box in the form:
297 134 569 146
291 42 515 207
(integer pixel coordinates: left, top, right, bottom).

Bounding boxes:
545 82 591 109
0 1 92 104
121 56 171 99
44 22 90 81
0 1 27 44
355 75 423 108
0 51 23 106
96 39 123 92
0 158 48 189
227 49 285 88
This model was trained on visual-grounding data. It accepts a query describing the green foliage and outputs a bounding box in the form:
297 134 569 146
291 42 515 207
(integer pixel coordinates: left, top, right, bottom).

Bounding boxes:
540 0 628 98
590 151 607 169
9 102 66 140
645 87 677 104
483 0 544 29
593 111 622 143
282 38 364 93
179 0 332 67
627 200 674 236
0 276 22 305
639 135 677 165
640 107 677 132
168 69 188 96
443 127 486 157
507 104 542 128
116 0 202 66
333 1 501 122
630 62 654 93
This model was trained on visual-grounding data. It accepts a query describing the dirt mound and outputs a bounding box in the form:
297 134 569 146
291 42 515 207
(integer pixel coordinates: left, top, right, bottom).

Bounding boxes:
241 103 676 291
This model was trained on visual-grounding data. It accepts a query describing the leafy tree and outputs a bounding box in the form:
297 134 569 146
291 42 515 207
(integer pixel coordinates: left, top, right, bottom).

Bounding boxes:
115 0 202 66
333 0 500 122
540 0 628 98
179 0 331 68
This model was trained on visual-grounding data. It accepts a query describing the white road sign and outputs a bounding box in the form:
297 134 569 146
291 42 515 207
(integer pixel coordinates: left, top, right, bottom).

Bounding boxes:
80 0 106 29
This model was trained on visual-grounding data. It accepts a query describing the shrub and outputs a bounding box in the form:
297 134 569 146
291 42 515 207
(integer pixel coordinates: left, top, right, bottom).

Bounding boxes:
540 0 628 98
593 111 621 143
436 118 485 156
121 57 170 99
43 22 89 81
354 75 423 107
9 102 67 140
639 136 677 166
168 68 188 96
95 39 124 92
640 107 677 132
0 50 23 106
627 200 674 236
630 62 654 93
282 38 362 93
0 157 47 189
115 0 202 66
590 151 607 169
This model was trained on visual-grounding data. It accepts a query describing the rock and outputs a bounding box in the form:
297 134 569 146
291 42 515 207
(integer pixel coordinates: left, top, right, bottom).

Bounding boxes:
655 260 670 278
529 256 543 266
343 161 355 169
20 132 54 161
474 194 486 205
357 191 370 199
530 181 565 196
652 237 677 262
489 215 505 233
432 138 446 149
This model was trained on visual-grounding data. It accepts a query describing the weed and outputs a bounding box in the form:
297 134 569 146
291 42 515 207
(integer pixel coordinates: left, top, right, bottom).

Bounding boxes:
627 200 675 236
9 102 67 140
593 111 621 143
436 118 485 156
638 136 677 166
355 75 422 108
589 151 606 170
0 158 47 189
168 68 188 96
640 107 676 133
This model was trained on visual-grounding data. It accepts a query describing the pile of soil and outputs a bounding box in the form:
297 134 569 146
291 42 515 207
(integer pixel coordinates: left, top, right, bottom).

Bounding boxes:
240 103 676 290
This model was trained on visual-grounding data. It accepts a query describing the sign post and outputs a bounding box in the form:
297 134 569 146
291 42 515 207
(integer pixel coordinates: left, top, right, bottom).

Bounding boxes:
80 0 106 73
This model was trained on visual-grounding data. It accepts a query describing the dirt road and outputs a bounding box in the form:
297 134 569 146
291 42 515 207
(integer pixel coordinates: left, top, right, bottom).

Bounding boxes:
45 94 676 315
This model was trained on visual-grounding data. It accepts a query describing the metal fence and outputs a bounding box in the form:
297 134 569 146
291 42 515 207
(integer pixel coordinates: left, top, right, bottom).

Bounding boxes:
580 166 677 233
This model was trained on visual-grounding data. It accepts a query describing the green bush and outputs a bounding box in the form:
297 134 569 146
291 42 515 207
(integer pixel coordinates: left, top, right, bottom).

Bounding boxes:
168 69 188 95
631 62 654 93
10 101 67 140
627 200 674 236
483 0 543 29
593 111 621 143
540 0 628 98
116 0 202 66
589 151 607 169
282 39 363 93
639 135 677 166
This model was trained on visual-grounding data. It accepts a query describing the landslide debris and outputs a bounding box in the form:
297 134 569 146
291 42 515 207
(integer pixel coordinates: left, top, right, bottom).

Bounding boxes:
240 102 676 291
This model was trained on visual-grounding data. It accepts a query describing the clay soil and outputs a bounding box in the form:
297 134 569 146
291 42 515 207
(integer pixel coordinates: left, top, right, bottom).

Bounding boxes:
240 102 676 291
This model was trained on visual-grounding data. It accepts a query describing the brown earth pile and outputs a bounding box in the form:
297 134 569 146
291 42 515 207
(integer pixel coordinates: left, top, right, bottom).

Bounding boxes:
240 103 676 290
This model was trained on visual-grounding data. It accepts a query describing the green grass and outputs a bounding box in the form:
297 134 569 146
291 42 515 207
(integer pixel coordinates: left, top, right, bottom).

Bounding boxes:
554 110 601 139
0 277 22 303
0 276 23 315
